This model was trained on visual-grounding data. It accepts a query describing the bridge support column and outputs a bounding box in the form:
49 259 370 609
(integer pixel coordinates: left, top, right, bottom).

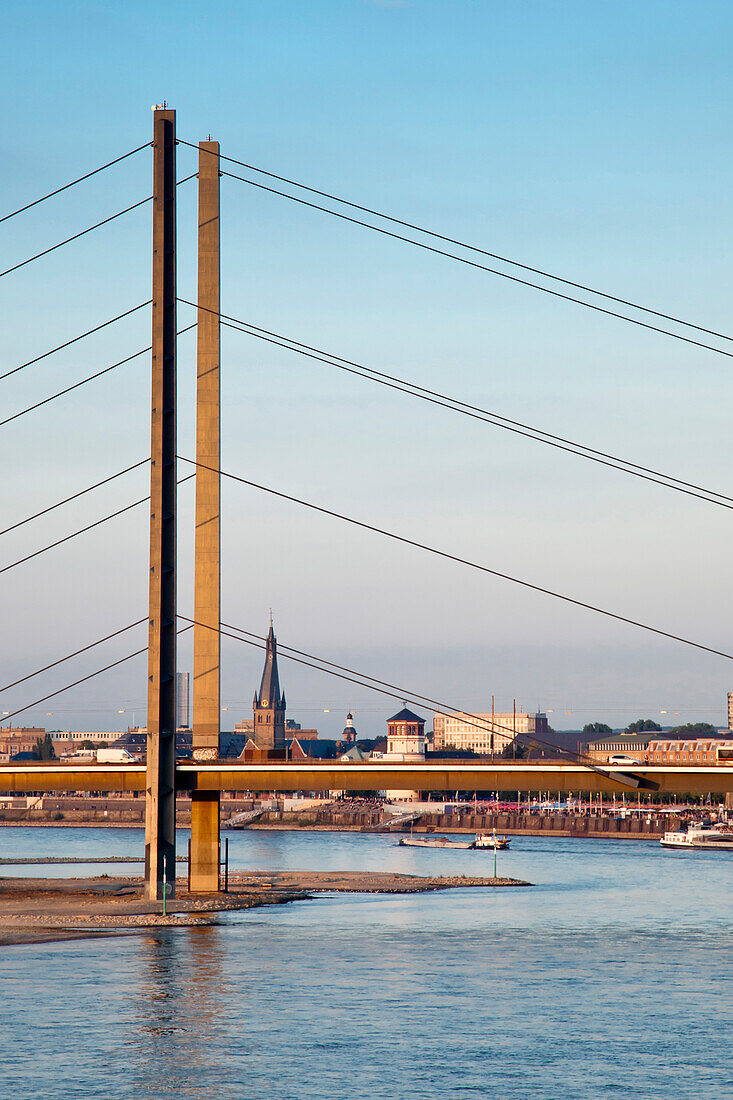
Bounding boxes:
190 139 221 892
145 106 178 901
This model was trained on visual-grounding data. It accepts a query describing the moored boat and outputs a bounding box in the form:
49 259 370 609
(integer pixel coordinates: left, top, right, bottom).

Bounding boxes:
660 825 733 851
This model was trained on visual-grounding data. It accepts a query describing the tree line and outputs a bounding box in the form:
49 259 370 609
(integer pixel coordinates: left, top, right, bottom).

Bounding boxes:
582 719 717 737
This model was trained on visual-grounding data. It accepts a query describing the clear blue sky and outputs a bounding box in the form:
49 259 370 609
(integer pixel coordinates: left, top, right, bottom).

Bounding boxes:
2 0 733 735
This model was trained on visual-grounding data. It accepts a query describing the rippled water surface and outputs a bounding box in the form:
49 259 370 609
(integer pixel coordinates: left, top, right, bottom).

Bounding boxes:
2 827 732 1098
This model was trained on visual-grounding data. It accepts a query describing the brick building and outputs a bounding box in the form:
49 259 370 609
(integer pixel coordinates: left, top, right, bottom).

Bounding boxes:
646 739 733 764
0 728 45 761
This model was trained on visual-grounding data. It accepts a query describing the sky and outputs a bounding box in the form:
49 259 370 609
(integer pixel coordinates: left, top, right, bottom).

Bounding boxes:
2 0 733 736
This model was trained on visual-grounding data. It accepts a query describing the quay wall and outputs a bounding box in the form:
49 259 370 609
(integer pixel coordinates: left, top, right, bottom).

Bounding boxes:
0 797 680 838
257 808 679 839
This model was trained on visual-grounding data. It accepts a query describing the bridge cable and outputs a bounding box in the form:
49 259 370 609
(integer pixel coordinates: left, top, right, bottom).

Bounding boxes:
0 301 151 383
0 619 147 694
0 474 194 576
182 615 601 771
181 299 733 510
0 323 196 430
0 196 153 280
182 139 733 348
0 173 197 280
215 165 733 362
0 459 150 537
0 141 152 224
0 626 192 725
213 617 599 766
178 456 733 664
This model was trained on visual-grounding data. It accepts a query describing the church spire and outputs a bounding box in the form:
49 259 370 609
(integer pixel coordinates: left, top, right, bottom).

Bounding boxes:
256 620 283 708
252 617 286 750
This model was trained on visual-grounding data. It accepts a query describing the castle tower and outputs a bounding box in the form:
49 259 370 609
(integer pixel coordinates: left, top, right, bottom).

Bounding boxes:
253 620 286 750
385 707 426 758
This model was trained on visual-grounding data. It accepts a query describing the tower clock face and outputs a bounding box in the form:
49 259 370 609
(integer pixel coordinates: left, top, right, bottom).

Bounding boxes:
262 698 268 707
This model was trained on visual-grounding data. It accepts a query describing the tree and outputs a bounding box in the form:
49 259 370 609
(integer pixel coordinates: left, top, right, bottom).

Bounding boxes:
34 733 56 761
666 722 716 736
624 719 661 734
582 722 612 736
502 741 527 760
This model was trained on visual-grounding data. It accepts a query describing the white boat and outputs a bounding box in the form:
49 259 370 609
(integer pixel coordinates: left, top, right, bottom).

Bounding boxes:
473 833 511 850
660 825 733 851
399 835 474 849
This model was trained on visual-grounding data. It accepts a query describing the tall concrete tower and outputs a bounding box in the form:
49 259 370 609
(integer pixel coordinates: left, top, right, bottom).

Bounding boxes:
253 621 286 750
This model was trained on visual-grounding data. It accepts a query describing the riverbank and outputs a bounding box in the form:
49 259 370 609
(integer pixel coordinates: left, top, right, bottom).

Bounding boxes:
0 799 682 839
0 870 530 946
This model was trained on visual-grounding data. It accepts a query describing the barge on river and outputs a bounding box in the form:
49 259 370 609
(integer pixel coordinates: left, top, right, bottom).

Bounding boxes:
399 833 510 851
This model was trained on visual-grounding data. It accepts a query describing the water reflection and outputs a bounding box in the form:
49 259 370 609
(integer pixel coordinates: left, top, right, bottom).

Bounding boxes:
3 831 733 1099
127 927 230 1096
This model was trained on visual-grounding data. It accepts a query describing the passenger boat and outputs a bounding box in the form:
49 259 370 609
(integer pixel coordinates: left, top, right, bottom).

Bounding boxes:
660 824 733 851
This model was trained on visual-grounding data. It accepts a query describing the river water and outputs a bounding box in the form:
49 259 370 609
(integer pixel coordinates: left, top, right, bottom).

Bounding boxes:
2 826 732 1099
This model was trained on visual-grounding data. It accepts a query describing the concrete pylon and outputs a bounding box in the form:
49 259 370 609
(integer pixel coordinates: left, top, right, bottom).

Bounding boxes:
190 140 221 892
144 106 177 902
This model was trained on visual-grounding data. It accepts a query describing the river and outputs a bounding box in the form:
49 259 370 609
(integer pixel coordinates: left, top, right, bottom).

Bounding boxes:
2 826 731 1098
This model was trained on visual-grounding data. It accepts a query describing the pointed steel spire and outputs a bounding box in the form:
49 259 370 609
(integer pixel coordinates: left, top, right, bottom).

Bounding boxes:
257 618 283 709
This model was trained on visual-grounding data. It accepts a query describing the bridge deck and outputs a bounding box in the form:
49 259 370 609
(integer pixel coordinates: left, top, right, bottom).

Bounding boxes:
1 761 732 795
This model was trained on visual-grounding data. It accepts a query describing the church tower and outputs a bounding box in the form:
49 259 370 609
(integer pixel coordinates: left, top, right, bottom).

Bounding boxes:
253 619 286 750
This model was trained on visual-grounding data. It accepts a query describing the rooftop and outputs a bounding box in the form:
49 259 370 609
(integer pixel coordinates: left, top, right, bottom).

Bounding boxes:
387 708 425 724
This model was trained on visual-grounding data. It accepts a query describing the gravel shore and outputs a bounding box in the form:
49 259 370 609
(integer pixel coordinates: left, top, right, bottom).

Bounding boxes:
0 870 530 945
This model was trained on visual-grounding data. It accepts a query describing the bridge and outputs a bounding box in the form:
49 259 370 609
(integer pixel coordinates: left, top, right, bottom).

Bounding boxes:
4 105 733 901
3 761 733 797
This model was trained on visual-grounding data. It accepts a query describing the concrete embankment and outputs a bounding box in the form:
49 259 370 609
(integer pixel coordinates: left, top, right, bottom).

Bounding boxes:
0 798 680 838
245 807 679 840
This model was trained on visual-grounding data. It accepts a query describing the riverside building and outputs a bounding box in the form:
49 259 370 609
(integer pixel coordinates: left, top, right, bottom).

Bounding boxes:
0 728 45 761
432 709 549 755
585 735 733 764
370 707 427 802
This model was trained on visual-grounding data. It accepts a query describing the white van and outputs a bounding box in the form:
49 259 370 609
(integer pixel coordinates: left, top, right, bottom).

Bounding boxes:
96 747 136 763
608 753 641 766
